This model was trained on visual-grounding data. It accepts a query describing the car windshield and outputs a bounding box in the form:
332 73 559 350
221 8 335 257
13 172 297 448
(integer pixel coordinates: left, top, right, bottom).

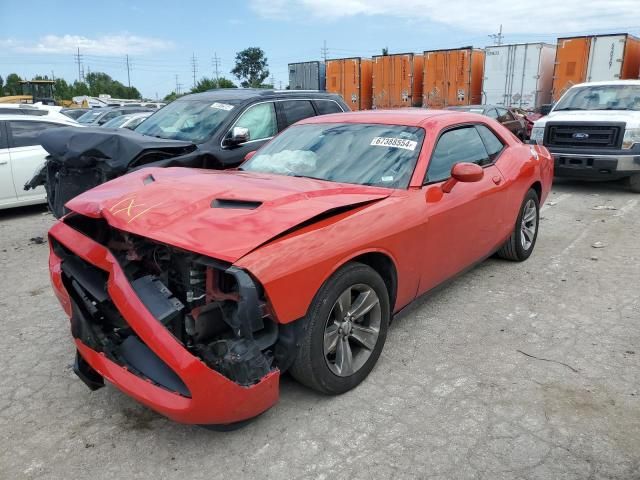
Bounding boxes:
242 123 425 189
554 84 640 111
102 115 131 128
77 109 105 123
134 98 239 143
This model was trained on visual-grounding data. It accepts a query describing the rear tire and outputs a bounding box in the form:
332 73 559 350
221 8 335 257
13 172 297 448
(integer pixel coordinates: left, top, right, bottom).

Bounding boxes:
628 174 640 193
497 189 539 261
289 262 390 395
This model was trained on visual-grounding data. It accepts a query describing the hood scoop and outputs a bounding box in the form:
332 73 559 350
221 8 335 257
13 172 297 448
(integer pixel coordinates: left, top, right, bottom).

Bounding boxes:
211 198 262 210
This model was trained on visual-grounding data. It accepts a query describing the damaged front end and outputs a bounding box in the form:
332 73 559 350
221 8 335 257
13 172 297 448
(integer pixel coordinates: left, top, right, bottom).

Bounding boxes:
49 213 294 425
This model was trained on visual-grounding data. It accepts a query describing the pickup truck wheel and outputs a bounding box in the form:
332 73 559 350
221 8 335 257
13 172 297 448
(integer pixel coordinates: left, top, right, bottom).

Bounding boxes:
289 262 390 395
496 189 539 261
628 174 640 193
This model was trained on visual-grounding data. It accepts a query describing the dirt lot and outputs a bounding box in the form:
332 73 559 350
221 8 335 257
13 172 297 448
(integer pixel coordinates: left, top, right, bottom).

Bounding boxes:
0 179 638 480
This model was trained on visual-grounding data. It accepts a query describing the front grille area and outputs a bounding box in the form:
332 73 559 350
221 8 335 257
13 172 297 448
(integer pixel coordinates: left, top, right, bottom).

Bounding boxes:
546 123 624 149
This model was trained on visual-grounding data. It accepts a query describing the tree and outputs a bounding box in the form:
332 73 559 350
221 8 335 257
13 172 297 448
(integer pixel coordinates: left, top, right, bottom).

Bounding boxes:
191 76 238 93
53 78 72 101
0 75 4 96
163 91 183 103
231 47 269 88
217 77 237 88
191 77 219 93
4 73 22 96
382 47 389 56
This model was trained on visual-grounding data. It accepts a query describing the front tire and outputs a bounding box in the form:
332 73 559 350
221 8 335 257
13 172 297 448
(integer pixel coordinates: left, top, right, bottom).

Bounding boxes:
497 189 539 261
628 174 640 193
289 262 390 395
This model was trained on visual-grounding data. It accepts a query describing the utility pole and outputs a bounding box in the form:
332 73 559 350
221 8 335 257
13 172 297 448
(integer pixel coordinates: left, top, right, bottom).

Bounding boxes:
270 74 275 88
126 54 131 88
75 47 83 82
278 80 282 90
489 24 504 46
175 74 180 94
190 53 198 89
321 40 329 62
211 52 221 80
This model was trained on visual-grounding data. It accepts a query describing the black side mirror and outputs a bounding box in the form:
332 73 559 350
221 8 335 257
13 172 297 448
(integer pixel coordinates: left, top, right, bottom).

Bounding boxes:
539 104 553 116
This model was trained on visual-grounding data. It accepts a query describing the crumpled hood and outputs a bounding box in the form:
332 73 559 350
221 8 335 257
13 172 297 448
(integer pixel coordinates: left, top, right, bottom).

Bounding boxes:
65 167 391 262
39 126 197 171
534 109 640 129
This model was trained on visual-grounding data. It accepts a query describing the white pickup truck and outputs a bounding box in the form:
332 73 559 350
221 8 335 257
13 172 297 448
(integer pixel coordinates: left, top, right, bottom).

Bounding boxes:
531 80 640 192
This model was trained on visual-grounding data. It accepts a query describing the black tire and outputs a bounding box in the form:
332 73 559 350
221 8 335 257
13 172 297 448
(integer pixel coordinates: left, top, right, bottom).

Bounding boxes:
628 174 640 193
289 262 390 395
496 189 539 261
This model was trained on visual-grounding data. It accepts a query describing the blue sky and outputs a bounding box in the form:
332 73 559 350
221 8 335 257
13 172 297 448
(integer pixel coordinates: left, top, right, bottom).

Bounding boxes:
1 0 639 99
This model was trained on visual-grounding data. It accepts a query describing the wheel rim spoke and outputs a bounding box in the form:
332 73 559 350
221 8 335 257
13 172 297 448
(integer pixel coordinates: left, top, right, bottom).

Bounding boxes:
335 337 354 376
347 289 379 321
350 324 379 351
324 324 339 354
334 289 352 321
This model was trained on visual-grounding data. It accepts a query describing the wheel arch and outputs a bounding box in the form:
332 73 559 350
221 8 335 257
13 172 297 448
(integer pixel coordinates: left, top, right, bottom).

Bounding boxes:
529 180 542 201
336 250 399 312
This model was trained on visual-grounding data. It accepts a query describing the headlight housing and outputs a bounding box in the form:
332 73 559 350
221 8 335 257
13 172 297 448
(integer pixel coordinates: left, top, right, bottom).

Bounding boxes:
622 128 640 149
530 126 544 145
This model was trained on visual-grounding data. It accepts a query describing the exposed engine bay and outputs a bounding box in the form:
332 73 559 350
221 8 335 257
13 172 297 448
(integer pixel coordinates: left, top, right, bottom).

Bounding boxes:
56 214 299 392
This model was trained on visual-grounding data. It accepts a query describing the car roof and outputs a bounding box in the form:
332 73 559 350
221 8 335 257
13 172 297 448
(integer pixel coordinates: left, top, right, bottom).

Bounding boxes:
178 88 343 102
298 109 486 127
569 79 640 88
0 114 77 124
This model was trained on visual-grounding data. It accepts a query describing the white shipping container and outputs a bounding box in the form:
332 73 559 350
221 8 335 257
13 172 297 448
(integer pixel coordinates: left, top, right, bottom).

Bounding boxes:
586 34 627 81
483 43 556 110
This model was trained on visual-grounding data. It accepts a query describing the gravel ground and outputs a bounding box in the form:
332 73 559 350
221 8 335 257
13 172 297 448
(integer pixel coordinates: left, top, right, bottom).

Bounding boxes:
0 179 638 480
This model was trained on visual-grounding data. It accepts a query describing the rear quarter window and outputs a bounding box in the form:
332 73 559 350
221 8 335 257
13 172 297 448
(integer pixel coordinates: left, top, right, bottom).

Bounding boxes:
314 100 343 115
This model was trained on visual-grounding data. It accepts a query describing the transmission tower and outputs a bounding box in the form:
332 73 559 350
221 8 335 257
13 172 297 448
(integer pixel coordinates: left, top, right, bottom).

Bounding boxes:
489 25 504 46
190 53 198 88
211 52 221 80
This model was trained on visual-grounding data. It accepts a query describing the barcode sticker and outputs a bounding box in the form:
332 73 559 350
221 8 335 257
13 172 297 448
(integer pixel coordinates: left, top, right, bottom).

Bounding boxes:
210 102 234 111
370 137 417 151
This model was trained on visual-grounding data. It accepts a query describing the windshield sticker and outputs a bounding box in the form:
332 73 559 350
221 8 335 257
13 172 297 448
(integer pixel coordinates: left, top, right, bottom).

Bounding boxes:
370 137 418 151
210 102 234 111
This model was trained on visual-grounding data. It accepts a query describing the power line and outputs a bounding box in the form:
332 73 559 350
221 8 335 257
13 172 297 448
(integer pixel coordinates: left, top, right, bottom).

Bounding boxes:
321 40 329 61
125 54 131 88
211 52 221 80
190 53 198 88
489 24 504 46
74 47 83 82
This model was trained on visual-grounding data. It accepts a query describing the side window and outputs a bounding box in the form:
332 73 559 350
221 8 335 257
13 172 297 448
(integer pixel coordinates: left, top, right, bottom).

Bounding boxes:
281 100 316 127
426 127 490 183
234 102 277 142
8 121 60 148
485 108 499 120
475 125 505 161
99 111 119 124
0 122 7 149
314 100 343 115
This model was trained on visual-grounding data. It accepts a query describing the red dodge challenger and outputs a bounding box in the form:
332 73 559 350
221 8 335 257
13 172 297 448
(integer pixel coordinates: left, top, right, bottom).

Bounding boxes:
48 110 553 427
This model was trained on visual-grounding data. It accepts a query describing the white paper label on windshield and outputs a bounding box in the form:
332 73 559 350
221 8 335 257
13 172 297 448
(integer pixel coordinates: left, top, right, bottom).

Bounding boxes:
370 137 417 151
210 102 234 111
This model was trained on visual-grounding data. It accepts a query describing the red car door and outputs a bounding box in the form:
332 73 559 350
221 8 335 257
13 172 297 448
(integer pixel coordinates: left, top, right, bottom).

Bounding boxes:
418 124 511 294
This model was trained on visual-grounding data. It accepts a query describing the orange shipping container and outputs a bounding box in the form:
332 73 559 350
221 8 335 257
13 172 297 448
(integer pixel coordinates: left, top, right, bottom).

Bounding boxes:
325 57 373 111
372 53 424 109
552 33 640 101
422 47 485 108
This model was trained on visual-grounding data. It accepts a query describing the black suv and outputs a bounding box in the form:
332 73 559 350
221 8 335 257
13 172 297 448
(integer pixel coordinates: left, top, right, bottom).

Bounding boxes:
27 89 350 217
134 88 348 167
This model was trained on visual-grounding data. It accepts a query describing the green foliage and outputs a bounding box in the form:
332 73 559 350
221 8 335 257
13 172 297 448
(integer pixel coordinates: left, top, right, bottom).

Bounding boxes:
1 71 141 101
231 47 269 88
382 47 389 56
190 76 237 93
0 75 4 96
4 73 22 96
163 91 183 102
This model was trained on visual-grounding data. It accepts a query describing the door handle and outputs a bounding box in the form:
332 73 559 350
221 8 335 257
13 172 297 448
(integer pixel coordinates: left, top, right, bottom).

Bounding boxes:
0 160 8 165
492 176 502 185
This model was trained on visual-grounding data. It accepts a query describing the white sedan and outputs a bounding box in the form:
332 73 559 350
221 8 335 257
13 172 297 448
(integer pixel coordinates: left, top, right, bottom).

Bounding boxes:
0 113 80 210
